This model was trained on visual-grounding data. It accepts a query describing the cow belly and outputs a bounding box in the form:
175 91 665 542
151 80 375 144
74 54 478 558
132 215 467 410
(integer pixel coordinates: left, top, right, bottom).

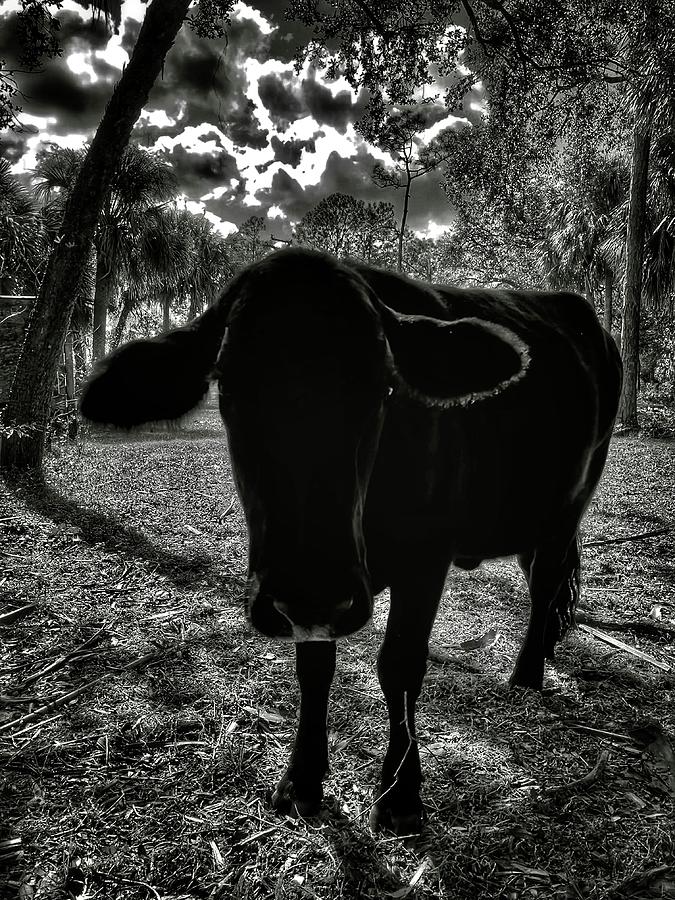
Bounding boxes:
364 395 598 578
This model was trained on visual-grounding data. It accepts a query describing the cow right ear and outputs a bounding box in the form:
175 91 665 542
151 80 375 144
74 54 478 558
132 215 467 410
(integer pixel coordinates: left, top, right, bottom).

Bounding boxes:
378 306 530 408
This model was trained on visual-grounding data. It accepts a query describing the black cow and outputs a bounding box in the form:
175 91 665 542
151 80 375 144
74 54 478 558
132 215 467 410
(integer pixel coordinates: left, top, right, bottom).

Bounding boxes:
80 248 622 833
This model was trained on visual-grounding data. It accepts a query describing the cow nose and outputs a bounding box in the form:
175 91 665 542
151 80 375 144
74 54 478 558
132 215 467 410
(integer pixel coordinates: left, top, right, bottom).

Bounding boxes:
273 596 354 625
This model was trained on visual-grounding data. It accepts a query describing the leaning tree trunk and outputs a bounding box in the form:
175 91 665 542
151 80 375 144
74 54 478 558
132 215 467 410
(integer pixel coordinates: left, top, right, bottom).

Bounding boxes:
0 0 192 471
603 271 613 334
618 117 652 431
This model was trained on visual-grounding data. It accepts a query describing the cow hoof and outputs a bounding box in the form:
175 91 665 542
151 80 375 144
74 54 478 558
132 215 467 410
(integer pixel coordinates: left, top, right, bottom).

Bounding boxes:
509 671 544 691
509 678 544 691
369 799 426 835
270 775 322 818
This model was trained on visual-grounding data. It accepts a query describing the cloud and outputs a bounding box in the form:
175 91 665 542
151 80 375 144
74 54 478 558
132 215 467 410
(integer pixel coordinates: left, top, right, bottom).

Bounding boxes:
157 142 240 197
258 72 304 129
0 131 30 163
257 69 367 134
141 11 271 150
270 135 315 167
0 6 126 136
301 76 367 133
0 0 462 241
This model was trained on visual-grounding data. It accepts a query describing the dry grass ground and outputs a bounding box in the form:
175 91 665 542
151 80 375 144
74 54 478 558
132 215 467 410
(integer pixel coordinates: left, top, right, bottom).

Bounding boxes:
1 407 674 900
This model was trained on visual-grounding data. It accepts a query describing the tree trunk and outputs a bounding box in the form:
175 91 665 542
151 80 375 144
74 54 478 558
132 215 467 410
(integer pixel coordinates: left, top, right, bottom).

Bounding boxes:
603 271 613 334
188 292 203 322
64 331 75 401
0 0 192 471
162 291 171 332
92 254 115 361
72 329 88 380
584 271 594 307
397 173 412 273
618 118 652 431
111 289 134 349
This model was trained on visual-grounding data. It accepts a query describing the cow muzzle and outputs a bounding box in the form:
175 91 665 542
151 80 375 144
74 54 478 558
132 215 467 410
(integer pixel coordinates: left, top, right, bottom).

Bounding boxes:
247 570 372 640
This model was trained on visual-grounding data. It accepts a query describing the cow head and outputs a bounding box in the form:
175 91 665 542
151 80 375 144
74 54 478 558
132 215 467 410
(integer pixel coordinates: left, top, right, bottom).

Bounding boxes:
216 251 529 643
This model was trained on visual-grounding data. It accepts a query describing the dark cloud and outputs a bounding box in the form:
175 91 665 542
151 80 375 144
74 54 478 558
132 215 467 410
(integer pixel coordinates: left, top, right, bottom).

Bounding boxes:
249 0 314 63
120 13 141 54
226 14 272 63
257 70 366 134
270 135 315 167
56 11 111 52
404 169 454 231
249 143 453 235
143 18 269 150
258 73 304 129
0 0 458 239
301 77 366 133
0 8 117 135
0 132 30 163
0 8 108 67
20 62 112 132
156 141 240 198
226 99 269 150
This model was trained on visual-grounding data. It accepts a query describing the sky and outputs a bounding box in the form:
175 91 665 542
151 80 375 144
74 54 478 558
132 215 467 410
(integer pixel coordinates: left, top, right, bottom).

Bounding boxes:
0 0 482 240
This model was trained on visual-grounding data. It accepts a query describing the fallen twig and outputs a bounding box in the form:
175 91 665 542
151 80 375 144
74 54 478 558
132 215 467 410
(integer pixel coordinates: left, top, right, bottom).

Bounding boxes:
0 603 38 626
221 496 236 516
92 871 161 900
547 750 609 795
605 865 675 899
561 723 635 743
0 646 178 735
576 612 675 642
584 524 673 547
8 626 108 692
578 623 672 672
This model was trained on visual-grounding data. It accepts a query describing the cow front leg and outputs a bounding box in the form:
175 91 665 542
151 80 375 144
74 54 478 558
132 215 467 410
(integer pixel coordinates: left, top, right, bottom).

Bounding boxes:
370 562 447 834
271 640 336 817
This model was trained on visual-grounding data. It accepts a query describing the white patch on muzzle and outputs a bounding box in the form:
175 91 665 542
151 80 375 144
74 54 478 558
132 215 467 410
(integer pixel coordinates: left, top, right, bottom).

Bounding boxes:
292 625 336 643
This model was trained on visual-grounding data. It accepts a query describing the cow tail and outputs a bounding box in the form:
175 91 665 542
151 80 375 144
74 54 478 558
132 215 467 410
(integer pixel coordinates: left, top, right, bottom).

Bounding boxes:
80 295 231 428
546 534 581 655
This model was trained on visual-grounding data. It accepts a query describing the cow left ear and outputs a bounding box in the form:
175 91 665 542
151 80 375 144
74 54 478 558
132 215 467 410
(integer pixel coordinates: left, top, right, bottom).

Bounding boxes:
379 308 530 407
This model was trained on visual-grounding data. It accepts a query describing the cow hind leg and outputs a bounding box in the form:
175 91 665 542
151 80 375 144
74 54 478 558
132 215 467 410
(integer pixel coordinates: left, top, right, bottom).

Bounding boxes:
511 532 580 690
370 556 448 834
271 641 336 817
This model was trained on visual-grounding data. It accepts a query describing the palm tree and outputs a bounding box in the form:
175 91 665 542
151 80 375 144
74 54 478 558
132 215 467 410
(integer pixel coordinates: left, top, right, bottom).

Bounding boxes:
1 0 196 470
0 159 45 295
34 143 177 360
111 207 231 347
543 150 627 330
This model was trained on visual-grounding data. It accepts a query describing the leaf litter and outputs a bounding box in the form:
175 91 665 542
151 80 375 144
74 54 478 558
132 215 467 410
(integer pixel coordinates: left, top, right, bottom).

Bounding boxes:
0 407 674 899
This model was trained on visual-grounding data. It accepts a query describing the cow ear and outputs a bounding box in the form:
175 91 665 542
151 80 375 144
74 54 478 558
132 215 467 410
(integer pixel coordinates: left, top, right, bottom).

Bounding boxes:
379 308 530 407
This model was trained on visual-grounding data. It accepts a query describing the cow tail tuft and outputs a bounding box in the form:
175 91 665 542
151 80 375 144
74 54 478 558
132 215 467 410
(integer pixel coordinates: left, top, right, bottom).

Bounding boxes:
545 535 581 657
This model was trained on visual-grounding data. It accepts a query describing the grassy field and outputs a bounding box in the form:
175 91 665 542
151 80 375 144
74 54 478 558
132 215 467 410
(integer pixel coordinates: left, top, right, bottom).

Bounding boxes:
1 408 674 900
